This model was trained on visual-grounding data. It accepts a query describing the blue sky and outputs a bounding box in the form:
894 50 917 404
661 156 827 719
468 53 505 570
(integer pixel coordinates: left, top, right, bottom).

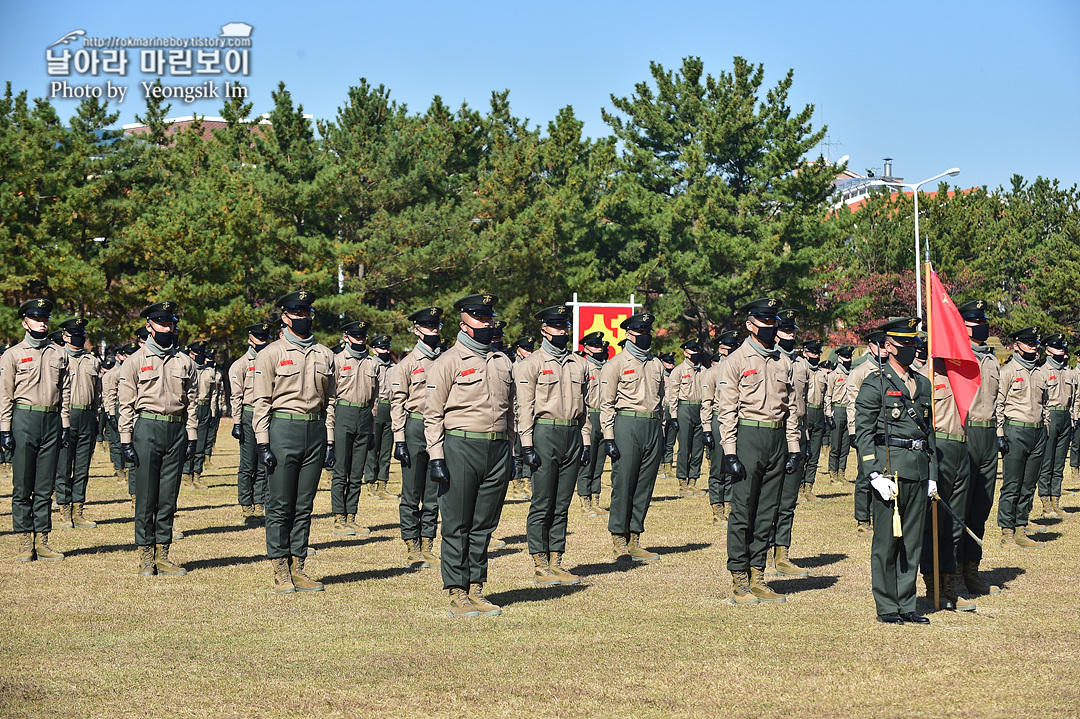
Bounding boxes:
2 0 1077 191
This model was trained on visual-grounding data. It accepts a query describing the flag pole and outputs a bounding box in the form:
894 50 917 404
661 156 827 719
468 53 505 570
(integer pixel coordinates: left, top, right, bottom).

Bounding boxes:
925 257 940 611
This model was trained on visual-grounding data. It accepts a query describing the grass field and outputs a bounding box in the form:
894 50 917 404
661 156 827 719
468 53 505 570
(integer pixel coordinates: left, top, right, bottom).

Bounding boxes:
1 426 1078 719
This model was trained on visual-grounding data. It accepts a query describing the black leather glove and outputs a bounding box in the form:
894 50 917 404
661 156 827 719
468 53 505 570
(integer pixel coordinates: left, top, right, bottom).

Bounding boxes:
723 454 746 480
785 452 802 475
997 436 1009 456
604 439 621 461
257 443 277 469
120 442 140 467
703 431 715 450
323 443 336 469
579 445 591 467
522 446 542 470
825 416 836 431
61 427 72 448
1071 420 1077 440
231 422 244 442
429 458 450 485
0 431 12 452
669 418 679 435
804 442 812 459
185 439 197 461
849 434 857 449
108 414 118 432
394 441 412 468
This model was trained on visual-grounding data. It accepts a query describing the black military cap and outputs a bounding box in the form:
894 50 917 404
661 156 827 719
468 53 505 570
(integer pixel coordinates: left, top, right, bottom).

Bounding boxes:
186 340 207 353
875 316 922 341
276 290 316 311
619 312 655 331
492 319 507 335
370 334 392 349
1008 326 1039 344
835 345 855 357
1043 333 1066 348
0 343 8 354
802 339 823 353
438 339 452 352
135 327 150 341
617 338 627 348
739 297 781 319
245 321 274 338
140 301 179 322
777 309 799 330
101 357 115 370
680 339 703 351
580 331 606 347
116 343 134 356
407 307 443 325
659 352 675 364
534 305 571 325
340 320 371 336
59 317 89 333
512 336 536 352
863 329 887 345
19 298 54 318
453 293 498 317
718 330 741 347
957 299 988 321
48 330 65 345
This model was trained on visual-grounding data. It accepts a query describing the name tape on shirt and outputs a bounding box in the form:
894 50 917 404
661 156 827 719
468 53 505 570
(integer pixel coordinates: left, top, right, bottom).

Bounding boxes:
1014 377 1024 382
542 369 554 375
280 359 294 367
343 365 352 370
20 357 33 363
742 369 757 377
934 384 946 390
140 365 154 372
623 369 635 375
460 368 476 377
412 367 425 375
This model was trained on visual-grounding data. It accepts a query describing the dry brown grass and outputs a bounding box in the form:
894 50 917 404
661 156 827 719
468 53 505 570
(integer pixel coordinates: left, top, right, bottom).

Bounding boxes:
1 426 1079 718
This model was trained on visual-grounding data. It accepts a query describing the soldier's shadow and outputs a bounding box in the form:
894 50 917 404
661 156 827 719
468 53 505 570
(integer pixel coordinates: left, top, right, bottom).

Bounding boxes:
812 492 848 501
1027 530 1062 542
485 584 587 606
769 575 839 594
87 498 132 507
63 541 136 557
182 524 253 537
312 536 393 550
366 523 399 533
796 552 847 569
572 559 644 577
320 566 417 585
985 566 1025 587
655 542 710 556
185 553 267 571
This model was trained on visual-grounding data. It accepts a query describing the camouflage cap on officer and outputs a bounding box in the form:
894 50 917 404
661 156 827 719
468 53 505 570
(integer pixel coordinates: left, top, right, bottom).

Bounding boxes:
875 316 922 341
19 298 54 319
340 320 371 336
580 331 606 347
453 293 498 317
1043 332 1066 348
680 339 703 351
1008 326 1039 344
777 309 799 330
619 312 655 331
718 330 741 347
407 307 443 326
276 290 316 312
245 321 274 338
370 334 392 349
59 317 89 335
957 299 988 321
512 336 536 352
739 297 781 319
534 305 571 325
140 301 180 322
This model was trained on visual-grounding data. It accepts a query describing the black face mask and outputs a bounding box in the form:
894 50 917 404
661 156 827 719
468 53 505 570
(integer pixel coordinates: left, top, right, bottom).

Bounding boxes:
688 351 706 365
590 348 607 361
67 333 86 346
631 333 652 350
151 329 176 348
374 349 391 361
839 357 852 370
806 356 819 367
346 337 367 351
469 326 495 345
753 325 777 347
289 317 313 338
915 349 927 362
777 338 796 353
547 334 570 350
969 324 990 342
252 338 271 352
893 346 917 367
420 333 440 348
191 353 206 365
27 328 49 340
1019 350 1037 363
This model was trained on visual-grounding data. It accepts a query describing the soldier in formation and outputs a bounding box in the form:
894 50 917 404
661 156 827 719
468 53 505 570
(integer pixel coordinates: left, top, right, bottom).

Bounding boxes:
54 317 100 530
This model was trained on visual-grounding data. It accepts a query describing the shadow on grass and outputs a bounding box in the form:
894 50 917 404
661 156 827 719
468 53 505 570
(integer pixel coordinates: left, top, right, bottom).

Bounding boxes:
91 515 133 526
177 503 235 513
485 583 587 606
367 523 399 533
312 535 393 551
769 574 839 594
571 558 643 578
813 492 849 501
320 565 417 585
1027 530 1062 542
986 565 1025 587
183 523 253 537
487 546 521 559
87 498 132 507
654 542 710 556
797 552 848 569
63 541 136 557
499 534 527 545
185 553 267 571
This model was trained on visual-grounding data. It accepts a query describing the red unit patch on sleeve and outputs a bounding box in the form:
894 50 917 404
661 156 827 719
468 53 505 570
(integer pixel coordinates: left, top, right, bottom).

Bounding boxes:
280 359 294 367
742 369 758 377
887 390 903 396
460 368 476 377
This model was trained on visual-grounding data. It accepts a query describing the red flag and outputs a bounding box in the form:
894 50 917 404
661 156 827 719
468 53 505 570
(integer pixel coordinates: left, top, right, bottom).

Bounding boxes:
928 266 981 425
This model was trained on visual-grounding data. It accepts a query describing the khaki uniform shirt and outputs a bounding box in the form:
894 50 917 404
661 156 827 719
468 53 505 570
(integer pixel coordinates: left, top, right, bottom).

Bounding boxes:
995 355 1048 436
788 353 810 422
1071 365 1080 423
423 341 516 461
584 357 605 411
252 338 337 444
846 356 883 428
927 359 964 437
662 369 676 418
117 346 198 442
391 344 439 443
67 352 101 410
824 364 851 419
327 351 379 423
699 361 721 428
716 338 800 454
102 362 122 412
807 362 829 408
514 346 589 447
672 359 704 419
0 339 72 431
967 345 999 424
598 349 666 441
375 359 393 402
228 349 258 418
194 364 220 408
1043 358 1075 412
214 366 227 415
